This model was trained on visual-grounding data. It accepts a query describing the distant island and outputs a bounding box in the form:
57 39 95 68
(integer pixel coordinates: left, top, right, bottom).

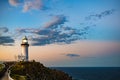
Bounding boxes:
0 61 72 80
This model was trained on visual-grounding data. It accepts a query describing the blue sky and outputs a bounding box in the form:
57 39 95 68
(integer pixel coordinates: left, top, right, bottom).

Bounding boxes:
0 0 120 41
0 0 120 67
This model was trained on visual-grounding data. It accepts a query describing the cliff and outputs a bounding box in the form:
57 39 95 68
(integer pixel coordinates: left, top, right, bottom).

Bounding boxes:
10 61 72 80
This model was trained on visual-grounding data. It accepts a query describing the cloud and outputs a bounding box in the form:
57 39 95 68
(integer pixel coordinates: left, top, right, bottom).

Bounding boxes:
66 54 80 58
23 0 44 12
16 15 67 34
85 9 115 21
43 15 67 28
9 0 21 6
16 28 28 33
8 0 45 12
0 27 8 35
16 15 89 46
0 27 14 46
16 15 66 34
0 36 14 46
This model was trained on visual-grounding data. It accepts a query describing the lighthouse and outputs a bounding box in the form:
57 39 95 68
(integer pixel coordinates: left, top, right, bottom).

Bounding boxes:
21 36 29 61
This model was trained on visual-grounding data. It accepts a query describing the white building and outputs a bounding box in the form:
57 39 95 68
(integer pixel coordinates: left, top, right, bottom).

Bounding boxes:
19 36 29 61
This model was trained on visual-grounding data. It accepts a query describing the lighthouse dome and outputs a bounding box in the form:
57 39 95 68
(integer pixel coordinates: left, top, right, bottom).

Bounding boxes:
22 36 28 44
22 36 28 40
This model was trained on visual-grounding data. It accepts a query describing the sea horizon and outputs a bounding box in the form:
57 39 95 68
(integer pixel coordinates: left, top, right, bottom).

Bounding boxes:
50 67 120 80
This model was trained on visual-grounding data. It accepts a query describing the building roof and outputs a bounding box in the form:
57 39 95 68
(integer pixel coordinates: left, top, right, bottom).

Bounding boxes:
22 36 28 40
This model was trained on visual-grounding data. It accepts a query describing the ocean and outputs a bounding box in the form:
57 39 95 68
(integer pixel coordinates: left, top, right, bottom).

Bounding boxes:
50 67 120 80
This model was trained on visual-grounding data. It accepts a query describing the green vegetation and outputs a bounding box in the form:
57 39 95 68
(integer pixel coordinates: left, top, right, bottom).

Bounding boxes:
0 64 4 72
0 63 5 78
10 61 72 80
0 61 15 78
10 74 27 80
0 63 6 78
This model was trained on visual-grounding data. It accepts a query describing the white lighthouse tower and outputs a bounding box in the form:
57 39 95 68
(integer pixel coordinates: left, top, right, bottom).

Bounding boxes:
21 36 29 61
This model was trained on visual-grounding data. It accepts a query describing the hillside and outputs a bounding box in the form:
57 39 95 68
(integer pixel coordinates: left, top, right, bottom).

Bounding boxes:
10 61 72 80
0 64 6 78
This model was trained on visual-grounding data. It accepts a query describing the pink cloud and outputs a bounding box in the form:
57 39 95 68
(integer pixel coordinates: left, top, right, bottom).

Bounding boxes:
23 0 44 12
9 0 21 6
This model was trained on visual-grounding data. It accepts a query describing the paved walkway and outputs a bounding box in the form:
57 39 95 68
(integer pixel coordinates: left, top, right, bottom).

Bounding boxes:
1 71 9 80
0 63 8 80
1 63 15 80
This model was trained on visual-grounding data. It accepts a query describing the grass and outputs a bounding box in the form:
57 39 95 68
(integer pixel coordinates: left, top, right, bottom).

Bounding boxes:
11 74 27 80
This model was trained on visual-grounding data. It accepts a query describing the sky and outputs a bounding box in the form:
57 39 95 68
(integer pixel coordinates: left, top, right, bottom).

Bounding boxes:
0 0 120 67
